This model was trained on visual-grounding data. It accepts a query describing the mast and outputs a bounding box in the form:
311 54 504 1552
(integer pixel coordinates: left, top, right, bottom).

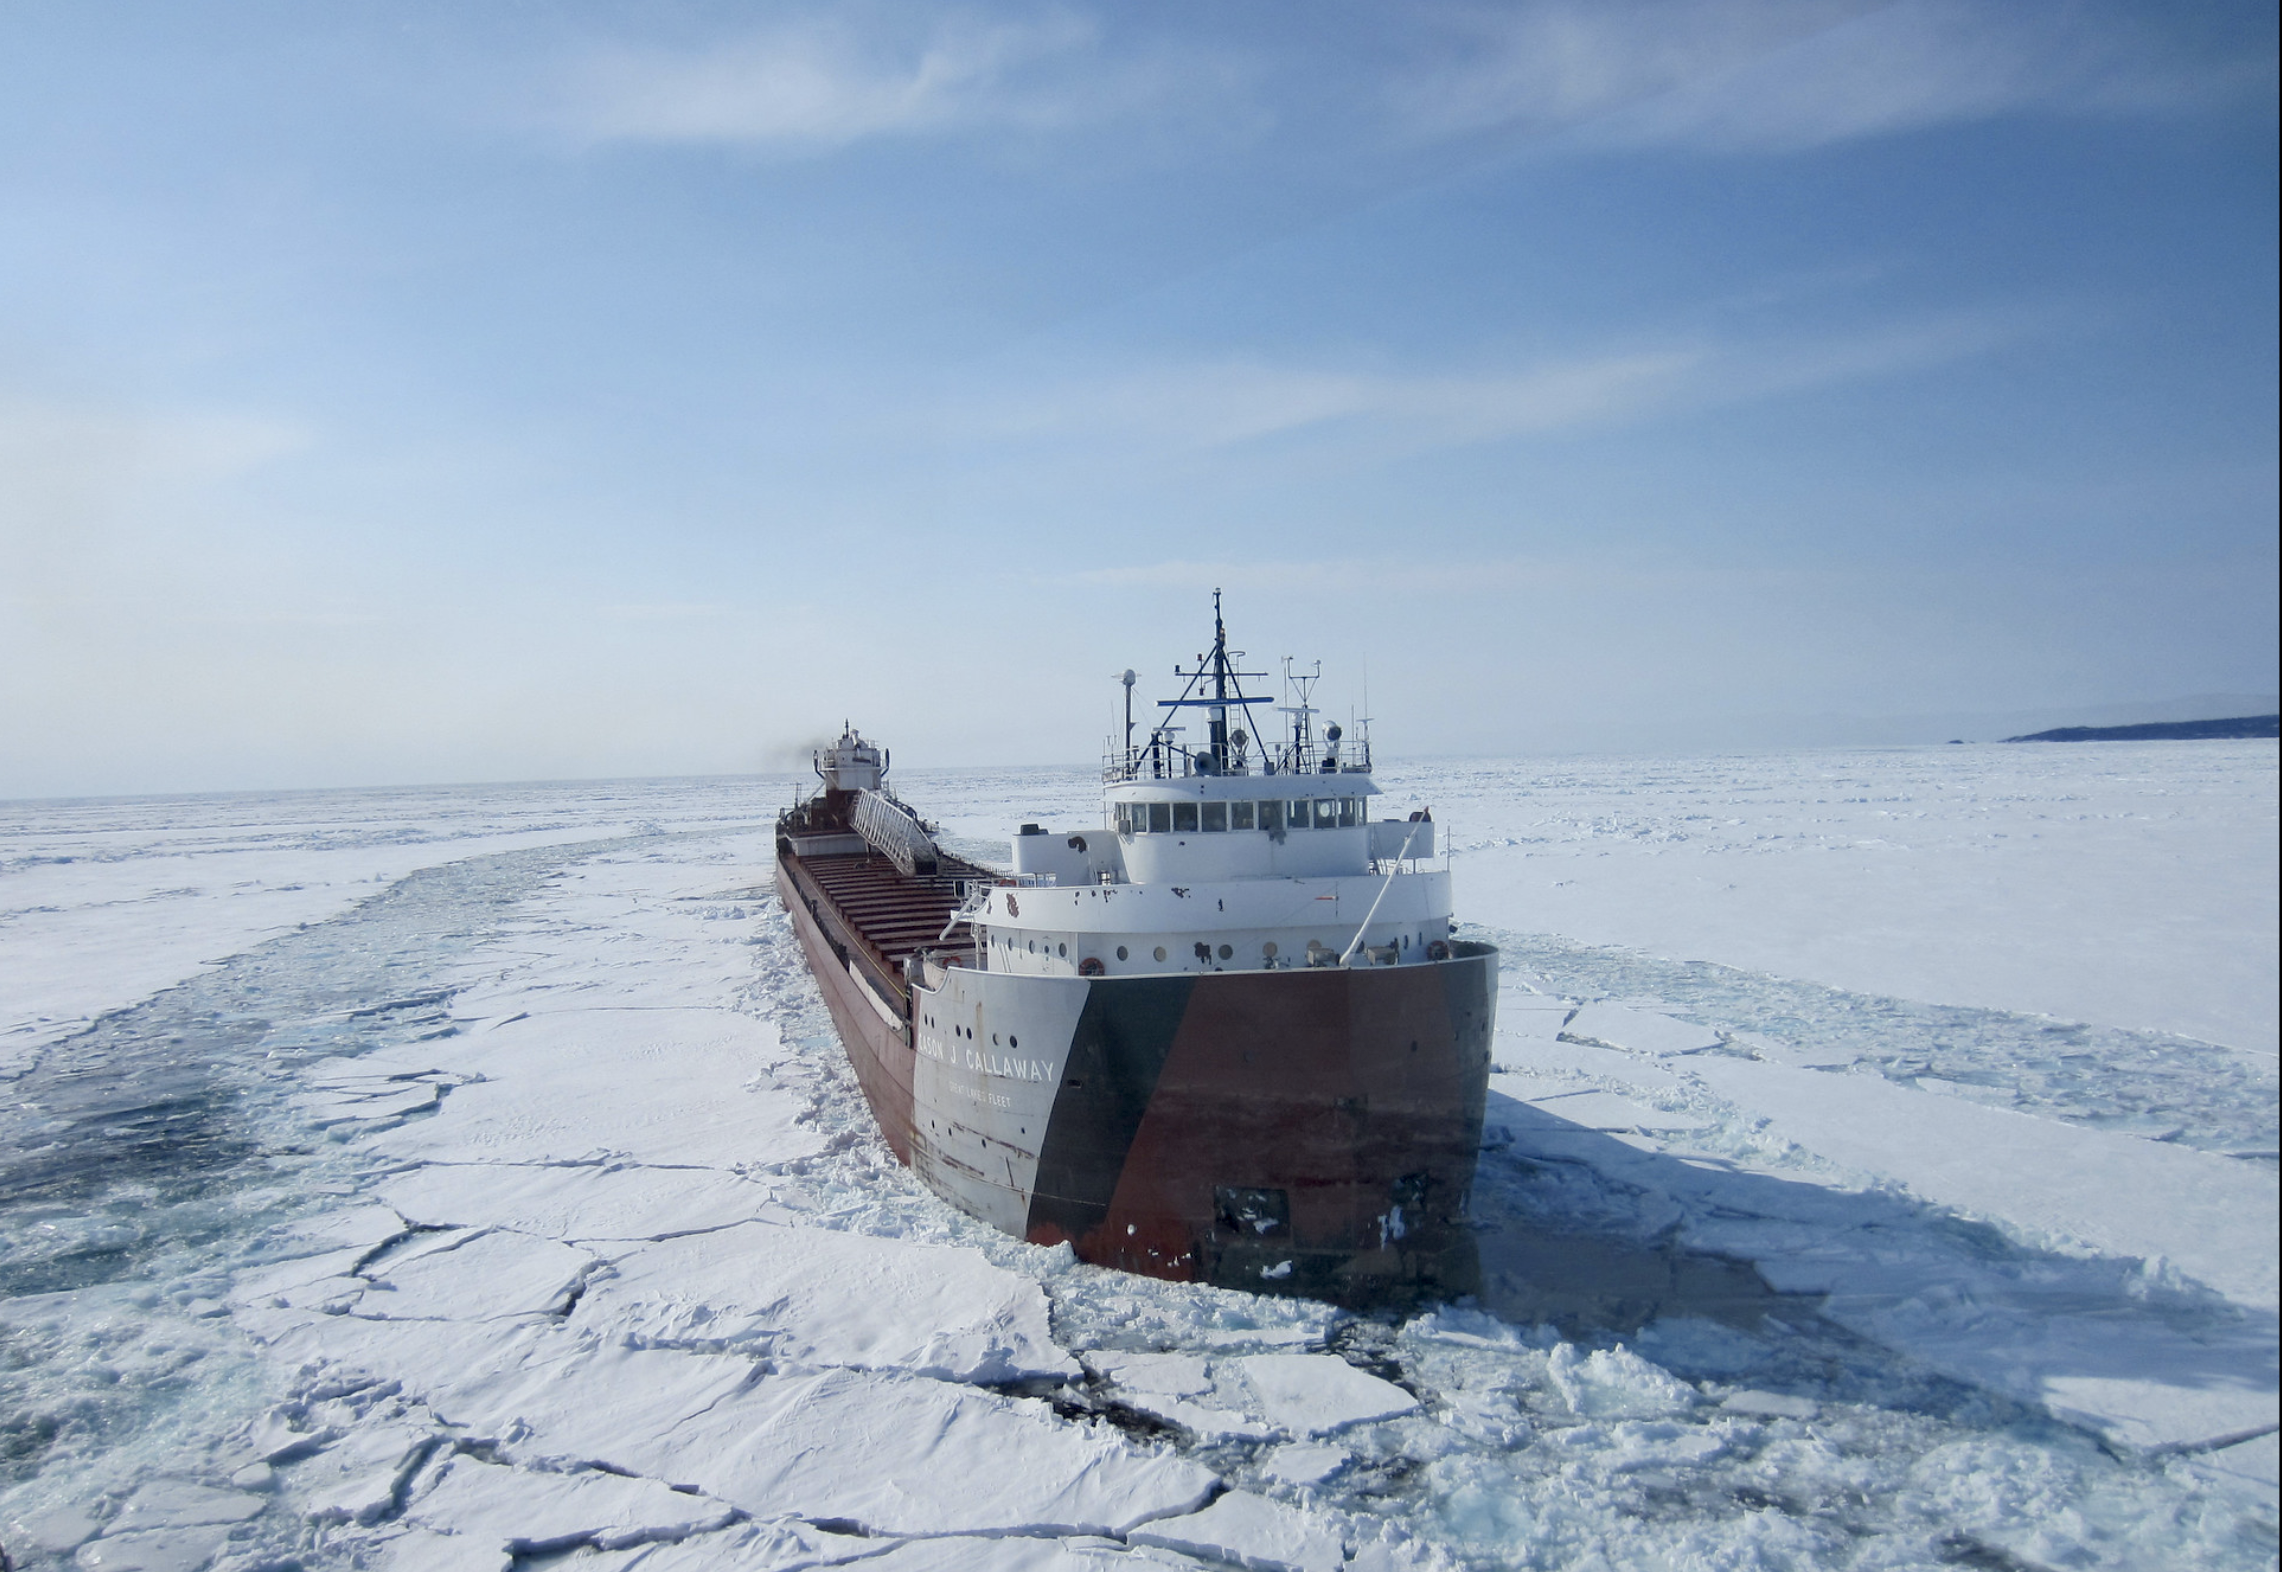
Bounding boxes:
1134 593 1268 778
1208 590 1230 772
1121 668 1137 776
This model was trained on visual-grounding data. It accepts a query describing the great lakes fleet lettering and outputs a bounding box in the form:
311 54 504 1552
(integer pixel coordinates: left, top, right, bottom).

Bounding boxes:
916 1028 1050 1083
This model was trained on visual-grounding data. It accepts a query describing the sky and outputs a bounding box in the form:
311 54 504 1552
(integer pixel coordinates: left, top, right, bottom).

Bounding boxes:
1 0 2275 796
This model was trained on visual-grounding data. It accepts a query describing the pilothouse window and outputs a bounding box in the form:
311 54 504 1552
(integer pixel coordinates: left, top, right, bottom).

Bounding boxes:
1289 799 1312 829
1339 798 1359 827
1313 799 1337 828
1231 801 1255 830
1201 802 1227 831
1258 800 1283 833
1148 803 1171 834
1173 803 1198 833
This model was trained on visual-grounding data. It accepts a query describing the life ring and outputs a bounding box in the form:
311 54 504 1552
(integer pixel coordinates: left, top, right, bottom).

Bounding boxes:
1078 956 1105 977
1426 939 1451 962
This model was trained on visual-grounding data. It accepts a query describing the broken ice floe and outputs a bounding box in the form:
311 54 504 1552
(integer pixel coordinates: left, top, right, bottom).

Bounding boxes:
1545 1343 1698 1420
581 1218 1077 1381
1259 1443 1351 1487
403 1453 737 1554
297 1421 438 1526
441 1352 1214 1537
1238 1354 1420 1435
366 1005 824 1173
360 1228 597 1321
1562 1003 1724 1057
1131 1488 1350 1572
379 1160 780 1243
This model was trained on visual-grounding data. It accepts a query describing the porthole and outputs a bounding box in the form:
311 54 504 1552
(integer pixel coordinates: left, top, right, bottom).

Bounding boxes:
1262 941 1278 958
993 1033 1000 1045
1010 1036 1019 1048
1057 942 1066 957
1217 943 1233 960
1116 945 1129 961
1153 946 1168 962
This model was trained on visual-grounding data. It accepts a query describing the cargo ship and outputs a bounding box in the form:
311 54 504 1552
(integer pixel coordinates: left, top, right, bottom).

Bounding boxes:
774 599 1496 1304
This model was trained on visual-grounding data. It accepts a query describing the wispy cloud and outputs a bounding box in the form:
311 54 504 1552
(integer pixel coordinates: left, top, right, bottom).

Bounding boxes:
1063 555 1577 596
557 8 1122 150
961 349 1701 450
543 2 2264 162
1391 0 2272 154
598 602 738 621
956 306 2039 457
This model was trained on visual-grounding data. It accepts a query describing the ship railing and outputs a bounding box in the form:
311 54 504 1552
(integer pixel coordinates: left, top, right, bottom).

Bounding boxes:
938 880 995 942
1102 737 1374 782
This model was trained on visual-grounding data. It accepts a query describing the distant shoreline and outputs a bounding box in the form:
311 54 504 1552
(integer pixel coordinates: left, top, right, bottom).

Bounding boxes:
2003 714 2280 743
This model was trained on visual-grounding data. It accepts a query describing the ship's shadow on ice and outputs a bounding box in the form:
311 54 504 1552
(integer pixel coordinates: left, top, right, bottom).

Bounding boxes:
1467 1091 1794 1337
1465 1089 2279 1433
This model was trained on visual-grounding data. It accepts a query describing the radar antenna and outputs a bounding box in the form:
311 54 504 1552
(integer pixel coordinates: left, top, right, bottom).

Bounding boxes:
1128 590 1269 779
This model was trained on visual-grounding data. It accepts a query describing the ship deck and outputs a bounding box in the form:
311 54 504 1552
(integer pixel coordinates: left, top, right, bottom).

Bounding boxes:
777 847 994 1007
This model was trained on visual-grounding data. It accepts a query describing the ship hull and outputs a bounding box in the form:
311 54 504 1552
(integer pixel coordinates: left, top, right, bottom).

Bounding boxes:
779 851 1495 1306
776 858 920 1163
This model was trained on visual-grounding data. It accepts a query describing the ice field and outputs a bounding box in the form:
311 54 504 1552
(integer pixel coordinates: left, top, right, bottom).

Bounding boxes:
1 743 2274 1571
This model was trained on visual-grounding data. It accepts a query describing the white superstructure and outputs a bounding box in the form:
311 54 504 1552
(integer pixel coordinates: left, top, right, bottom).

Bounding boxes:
950 594 1449 982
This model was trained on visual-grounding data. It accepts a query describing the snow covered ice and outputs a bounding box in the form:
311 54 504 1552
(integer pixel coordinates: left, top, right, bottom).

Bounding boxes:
2 744 2275 1569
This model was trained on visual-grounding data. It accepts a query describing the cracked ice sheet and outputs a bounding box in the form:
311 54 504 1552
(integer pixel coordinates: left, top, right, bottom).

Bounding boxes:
1687 1056 2279 1312
1442 741 2278 1055
583 1218 1077 1380
1688 1058 2272 1451
364 1006 821 1171
432 1345 1213 1538
401 1453 736 1554
1562 1004 1722 1057
1132 1489 1350 1572
623 1529 1214 1570
1495 1055 2280 1452
20 762 2276 1572
0 804 643 1077
1084 1351 1273 1438
1509 1087 1708 1134
356 1227 597 1321
439 841 788 1020
379 1161 782 1243
349 841 824 1173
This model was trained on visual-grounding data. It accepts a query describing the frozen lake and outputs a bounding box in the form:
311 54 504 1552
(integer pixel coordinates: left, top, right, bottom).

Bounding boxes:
2 743 2275 1570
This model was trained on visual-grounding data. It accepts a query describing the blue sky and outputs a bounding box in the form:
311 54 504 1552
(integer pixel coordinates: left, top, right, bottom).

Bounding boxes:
1 0 2274 795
